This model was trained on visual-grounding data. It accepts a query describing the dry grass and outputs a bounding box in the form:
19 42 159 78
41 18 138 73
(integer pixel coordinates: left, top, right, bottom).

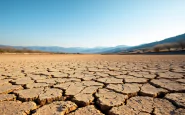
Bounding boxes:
0 47 46 53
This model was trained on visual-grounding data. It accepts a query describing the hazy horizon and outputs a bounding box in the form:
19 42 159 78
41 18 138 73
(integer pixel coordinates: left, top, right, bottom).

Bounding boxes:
1 0 185 47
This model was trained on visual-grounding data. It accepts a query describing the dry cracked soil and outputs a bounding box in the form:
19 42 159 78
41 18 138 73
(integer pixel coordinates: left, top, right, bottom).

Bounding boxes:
0 54 185 115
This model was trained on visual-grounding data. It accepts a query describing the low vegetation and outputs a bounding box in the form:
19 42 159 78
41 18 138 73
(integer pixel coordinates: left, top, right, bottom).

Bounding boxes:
0 47 44 53
122 39 185 54
153 40 185 52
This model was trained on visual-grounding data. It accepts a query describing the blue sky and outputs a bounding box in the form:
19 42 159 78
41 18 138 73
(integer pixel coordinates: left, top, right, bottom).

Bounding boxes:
0 0 185 47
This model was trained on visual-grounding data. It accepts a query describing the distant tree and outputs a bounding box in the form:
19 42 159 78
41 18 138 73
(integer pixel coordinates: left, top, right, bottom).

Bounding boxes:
163 43 172 51
153 46 160 52
170 43 180 50
0 47 44 53
177 39 185 50
153 44 165 52
140 48 147 53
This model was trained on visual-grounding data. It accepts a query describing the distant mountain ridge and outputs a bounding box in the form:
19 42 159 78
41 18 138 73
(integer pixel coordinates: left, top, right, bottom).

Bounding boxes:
1 33 184 53
103 33 185 53
0 45 130 53
126 33 185 52
81 45 130 53
14 46 86 53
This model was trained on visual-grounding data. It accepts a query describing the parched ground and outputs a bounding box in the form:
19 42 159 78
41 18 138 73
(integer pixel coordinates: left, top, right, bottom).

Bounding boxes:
0 54 185 115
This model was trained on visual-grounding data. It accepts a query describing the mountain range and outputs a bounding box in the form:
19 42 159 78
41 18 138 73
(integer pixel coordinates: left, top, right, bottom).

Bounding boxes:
103 33 185 53
126 33 185 51
0 45 130 53
1 33 185 53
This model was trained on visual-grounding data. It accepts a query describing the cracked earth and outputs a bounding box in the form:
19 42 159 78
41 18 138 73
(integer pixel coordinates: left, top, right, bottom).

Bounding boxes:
0 54 185 115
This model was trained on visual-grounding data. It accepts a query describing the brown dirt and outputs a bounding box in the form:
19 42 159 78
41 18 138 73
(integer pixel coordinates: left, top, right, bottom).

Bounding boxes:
0 54 185 115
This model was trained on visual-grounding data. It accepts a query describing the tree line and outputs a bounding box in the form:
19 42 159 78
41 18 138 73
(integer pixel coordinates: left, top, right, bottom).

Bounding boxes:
153 40 185 52
0 47 44 53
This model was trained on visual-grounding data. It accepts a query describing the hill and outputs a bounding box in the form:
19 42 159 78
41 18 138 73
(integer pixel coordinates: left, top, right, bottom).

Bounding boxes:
126 33 185 52
102 33 185 53
98 45 130 53
80 45 130 53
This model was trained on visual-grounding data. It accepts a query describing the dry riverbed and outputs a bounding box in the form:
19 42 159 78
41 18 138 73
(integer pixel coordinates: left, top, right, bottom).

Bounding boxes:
0 54 185 115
